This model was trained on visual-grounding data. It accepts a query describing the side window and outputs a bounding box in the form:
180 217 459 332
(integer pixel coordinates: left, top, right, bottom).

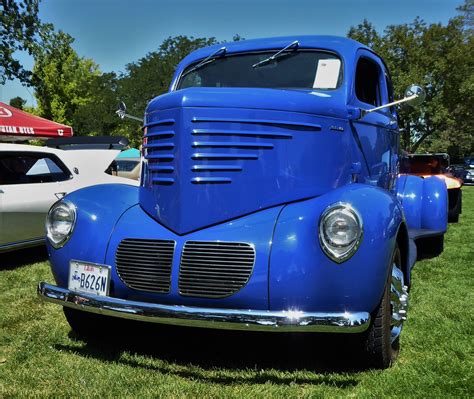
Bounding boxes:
385 73 396 115
0 152 71 185
355 57 381 106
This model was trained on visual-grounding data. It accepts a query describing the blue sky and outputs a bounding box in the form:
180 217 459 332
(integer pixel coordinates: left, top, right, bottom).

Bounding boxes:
0 0 465 106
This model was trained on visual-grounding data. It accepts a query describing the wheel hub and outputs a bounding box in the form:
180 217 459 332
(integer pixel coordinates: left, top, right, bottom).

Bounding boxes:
390 264 409 342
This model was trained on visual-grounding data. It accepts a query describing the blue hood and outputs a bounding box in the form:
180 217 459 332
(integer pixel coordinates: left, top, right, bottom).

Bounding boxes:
140 87 354 234
148 87 350 119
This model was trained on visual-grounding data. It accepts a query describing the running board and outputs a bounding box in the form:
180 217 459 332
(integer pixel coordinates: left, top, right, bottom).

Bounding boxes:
0 237 45 253
408 228 444 240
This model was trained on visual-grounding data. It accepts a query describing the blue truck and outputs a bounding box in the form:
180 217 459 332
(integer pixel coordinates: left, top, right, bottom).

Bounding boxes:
38 36 448 369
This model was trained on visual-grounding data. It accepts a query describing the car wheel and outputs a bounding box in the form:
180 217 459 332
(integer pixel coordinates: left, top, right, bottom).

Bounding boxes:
363 244 408 369
416 235 444 258
448 189 461 223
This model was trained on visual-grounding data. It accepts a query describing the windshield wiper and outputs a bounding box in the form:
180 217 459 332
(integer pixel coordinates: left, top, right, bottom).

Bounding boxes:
181 46 227 78
252 40 299 68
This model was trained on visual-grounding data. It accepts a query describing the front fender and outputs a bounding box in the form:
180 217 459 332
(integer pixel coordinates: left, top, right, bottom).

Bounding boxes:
269 184 404 314
396 175 447 232
48 184 139 287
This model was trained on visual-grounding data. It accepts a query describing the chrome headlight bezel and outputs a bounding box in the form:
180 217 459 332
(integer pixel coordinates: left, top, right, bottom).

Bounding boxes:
319 202 363 263
45 200 77 249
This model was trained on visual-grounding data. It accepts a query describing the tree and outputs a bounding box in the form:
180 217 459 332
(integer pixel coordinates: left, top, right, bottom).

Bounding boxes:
32 29 108 134
118 36 218 114
116 35 219 145
9 96 27 110
348 13 473 158
0 0 42 84
458 0 474 32
30 33 240 145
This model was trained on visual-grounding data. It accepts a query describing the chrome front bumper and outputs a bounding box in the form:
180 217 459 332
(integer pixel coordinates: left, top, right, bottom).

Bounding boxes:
38 282 370 333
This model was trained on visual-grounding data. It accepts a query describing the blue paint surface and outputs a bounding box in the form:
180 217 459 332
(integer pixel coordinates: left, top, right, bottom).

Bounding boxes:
48 36 448 318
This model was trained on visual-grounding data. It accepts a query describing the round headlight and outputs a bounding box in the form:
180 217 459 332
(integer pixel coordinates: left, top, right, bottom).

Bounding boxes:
46 200 77 248
319 203 363 263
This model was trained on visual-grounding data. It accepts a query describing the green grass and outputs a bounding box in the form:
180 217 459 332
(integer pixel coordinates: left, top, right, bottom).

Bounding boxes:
1 188 473 398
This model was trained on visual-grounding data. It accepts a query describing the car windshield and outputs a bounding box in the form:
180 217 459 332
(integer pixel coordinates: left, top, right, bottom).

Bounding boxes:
177 50 343 90
116 160 139 172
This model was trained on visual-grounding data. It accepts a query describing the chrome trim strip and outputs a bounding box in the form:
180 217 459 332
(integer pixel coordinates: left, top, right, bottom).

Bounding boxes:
0 237 45 253
38 282 370 333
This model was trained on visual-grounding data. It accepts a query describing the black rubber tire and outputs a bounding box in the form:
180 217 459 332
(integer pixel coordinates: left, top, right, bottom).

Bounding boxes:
362 245 401 369
448 213 459 223
448 189 461 223
416 235 444 259
63 307 115 338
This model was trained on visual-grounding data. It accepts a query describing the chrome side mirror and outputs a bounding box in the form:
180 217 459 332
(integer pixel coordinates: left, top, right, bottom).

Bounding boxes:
404 85 425 107
117 101 127 119
363 84 426 116
115 101 142 122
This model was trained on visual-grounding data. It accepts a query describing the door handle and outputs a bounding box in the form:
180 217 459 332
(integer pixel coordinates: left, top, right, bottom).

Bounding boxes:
0 189 4 194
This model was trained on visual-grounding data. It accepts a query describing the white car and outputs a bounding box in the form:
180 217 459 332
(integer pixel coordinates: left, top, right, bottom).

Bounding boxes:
0 142 138 252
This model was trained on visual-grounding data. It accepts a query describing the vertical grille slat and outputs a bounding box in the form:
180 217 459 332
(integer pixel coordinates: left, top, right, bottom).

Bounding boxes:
116 239 175 293
179 241 255 298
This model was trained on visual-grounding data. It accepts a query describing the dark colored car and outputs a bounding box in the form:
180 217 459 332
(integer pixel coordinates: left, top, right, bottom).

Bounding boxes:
448 164 474 185
463 156 474 167
400 153 463 222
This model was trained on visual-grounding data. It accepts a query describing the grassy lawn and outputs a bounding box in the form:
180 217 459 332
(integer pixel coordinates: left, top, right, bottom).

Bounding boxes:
1 188 473 398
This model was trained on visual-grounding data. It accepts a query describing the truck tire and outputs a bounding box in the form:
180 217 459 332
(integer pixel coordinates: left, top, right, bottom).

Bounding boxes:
362 245 403 369
416 235 444 259
448 189 461 223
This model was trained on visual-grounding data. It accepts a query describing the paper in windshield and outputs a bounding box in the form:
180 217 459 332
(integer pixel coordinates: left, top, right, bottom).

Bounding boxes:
313 59 341 89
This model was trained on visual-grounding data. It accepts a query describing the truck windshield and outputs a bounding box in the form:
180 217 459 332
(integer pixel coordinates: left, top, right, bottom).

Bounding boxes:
177 50 343 90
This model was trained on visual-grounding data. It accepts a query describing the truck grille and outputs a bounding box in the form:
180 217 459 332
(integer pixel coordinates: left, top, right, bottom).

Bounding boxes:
115 238 175 293
143 118 176 186
179 241 255 298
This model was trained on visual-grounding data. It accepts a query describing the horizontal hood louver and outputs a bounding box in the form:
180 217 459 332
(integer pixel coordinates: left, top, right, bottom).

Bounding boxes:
140 88 351 234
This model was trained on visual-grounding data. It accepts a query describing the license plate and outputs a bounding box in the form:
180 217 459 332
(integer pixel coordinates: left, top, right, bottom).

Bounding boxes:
68 260 111 296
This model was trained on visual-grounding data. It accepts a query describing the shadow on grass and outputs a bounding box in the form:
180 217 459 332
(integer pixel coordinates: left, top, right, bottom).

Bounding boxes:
0 246 48 270
55 319 364 387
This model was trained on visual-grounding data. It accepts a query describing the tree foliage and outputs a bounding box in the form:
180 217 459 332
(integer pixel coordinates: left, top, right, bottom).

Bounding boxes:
20 0 470 160
119 36 218 113
115 36 219 145
348 4 473 159
9 96 27 110
0 0 42 84
32 28 109 134
30 33 220 145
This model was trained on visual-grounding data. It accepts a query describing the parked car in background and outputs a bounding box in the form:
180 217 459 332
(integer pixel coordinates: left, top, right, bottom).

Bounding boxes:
447 164 468 181
115 158 141 180
115 149 141 181
39 36 448 369
448 164 474 185
400 153 463 222
464 156 474 167
0 137 138 253
462 167 474 185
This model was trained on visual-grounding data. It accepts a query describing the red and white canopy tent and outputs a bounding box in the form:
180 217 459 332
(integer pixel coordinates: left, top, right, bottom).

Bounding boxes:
0 102 73 142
